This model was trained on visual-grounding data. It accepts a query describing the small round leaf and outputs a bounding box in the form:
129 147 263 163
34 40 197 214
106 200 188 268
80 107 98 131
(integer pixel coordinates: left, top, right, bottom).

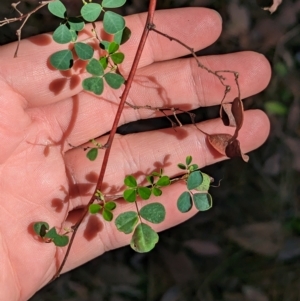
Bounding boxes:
114 27 131 45
177 191 193 213
193 193 213 211
74 42 94 60
33 222 49 237
104 201 116 211
102 209 113 221
130 223 159 253
152 187 162 196
48 0 66 18
137 186 151 200
156 175 170 187
124 175 137 187
81 3 102 22
115 211 138 234
123 188 137 202
89 203 102 214
53 24 72 44
103 11 125 34
86 148 98 161
108 41 119 54
50 49 73 70
82 77 104 95
86 58 104 76
111 53 124 64
187 171 203 190
102 0 126 8
140 203 166 224
195 173 211 191
44 227 69 247
104 73 125 89
177 163 186 170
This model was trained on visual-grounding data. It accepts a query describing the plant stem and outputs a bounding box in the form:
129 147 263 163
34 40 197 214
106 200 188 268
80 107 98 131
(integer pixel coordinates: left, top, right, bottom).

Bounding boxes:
50 0 158 281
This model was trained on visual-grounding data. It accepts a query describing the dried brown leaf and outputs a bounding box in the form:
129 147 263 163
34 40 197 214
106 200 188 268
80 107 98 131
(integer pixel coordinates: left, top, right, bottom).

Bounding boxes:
256 0 283 14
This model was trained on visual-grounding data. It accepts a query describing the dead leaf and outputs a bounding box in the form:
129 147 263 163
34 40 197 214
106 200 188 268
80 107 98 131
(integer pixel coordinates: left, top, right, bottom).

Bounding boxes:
207 134 249 162
225 221 284 256
226 139 249 162
220 103 237 127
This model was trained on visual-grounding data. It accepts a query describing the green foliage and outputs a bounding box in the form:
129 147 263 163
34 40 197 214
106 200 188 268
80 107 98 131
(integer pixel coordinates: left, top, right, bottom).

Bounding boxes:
89 203 102 214
102 0 127 8
82 77 104 95
53 24 73 44
86 147 98 161
140 203 166 224
130 223 159 253
74 42 94 60
50 50 73 70
176 156 213 213
104 73 125 89
103 11 125 34
48 0 66 18
115 211 139 234
81 3 102 22
33 222 69 247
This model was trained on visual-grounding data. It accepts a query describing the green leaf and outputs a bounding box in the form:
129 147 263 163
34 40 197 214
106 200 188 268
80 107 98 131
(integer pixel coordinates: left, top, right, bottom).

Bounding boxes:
137 186 152 200
156 175 170 187
108 41 119 54
33 222 49 237
124 175 137 187
123 188 137 202
86 58 104 76
99 57 108 70
130 223 159 253
48 0 66 18
53 24 72 44
74 42 94 60
44 227 69 247
195 173 211 191
152 187 162 196
102 208 113 221
186 155 192 165
110 52 125 64
81 3 102 22
50 49 73 70
115 211 138 234
103 11 125 34
193 193 213 211
177 163 186 170
82 77 104 95
102 0 126 8
104 73 125 89
89 203 102 214
188 164 199 172
104 201 116 211
86 147 98 161
140 203 166 224
187 171 203 190
114 26 131 45
177 191 193 213
68 17 85 31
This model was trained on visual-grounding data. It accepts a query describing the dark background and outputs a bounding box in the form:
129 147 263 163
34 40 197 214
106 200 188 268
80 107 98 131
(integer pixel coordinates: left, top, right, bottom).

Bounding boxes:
1 1 300 300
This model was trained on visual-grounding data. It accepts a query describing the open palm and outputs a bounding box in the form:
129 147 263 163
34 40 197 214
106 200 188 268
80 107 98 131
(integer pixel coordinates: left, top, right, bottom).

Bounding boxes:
0 8 271 301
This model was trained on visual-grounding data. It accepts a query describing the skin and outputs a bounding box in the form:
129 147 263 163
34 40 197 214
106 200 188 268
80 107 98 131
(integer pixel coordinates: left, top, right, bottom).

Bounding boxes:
0 7 271 301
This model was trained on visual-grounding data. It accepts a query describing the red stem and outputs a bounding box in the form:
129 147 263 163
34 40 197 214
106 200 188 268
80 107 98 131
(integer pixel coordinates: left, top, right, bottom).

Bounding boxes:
51 0 157 280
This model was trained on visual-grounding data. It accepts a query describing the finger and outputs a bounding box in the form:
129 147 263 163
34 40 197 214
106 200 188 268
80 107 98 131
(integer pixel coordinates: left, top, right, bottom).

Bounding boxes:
64 109 269 211
61 109 269 270
42 51 270 149
0 7 222 107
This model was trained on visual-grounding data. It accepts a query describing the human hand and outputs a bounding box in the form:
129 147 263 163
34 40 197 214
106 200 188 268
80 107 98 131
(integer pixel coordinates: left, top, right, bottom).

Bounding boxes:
0 7 270 301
